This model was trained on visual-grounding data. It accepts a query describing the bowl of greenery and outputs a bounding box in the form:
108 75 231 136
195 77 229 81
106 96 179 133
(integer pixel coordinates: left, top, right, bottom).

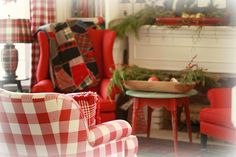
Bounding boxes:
107 55 218 96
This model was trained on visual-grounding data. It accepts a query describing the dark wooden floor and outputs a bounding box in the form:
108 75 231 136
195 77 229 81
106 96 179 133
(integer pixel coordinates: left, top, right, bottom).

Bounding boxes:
137 137 236 157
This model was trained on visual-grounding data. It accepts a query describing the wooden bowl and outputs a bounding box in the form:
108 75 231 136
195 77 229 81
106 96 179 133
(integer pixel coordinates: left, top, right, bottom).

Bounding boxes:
124 80 195 93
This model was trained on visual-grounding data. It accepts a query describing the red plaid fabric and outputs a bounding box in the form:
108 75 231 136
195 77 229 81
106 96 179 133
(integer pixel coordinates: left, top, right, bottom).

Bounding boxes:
51 22 96 92
1 45 18 73
74 31 100 82
0 19 32 43
76 32 93 52
30 0 56 88
0 89 138 157
68 92 99 127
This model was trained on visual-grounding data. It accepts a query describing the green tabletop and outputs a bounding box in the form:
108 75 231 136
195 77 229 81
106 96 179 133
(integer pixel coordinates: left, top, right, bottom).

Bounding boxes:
126 89 198 99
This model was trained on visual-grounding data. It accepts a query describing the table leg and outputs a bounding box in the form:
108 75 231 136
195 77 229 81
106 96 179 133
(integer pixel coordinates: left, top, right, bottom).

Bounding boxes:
16 81 23 92
184 98 192 143
131 98 139 135
147 106 153 138
170 99 178 155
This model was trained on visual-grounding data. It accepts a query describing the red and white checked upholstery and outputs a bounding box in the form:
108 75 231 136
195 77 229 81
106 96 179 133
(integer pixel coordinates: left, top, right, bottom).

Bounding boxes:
0 89 138 157
88 120 132 146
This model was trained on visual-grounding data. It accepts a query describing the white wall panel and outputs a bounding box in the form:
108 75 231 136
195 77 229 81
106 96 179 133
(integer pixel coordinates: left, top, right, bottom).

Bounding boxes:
128 26 236 74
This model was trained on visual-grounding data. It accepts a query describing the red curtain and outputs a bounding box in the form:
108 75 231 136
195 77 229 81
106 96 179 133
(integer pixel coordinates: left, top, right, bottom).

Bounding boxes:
30 0 56 88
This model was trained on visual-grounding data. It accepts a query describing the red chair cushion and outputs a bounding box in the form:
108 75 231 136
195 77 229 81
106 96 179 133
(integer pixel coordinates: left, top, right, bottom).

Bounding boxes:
99 97 116 112
100 113 116 123
200 108 234 129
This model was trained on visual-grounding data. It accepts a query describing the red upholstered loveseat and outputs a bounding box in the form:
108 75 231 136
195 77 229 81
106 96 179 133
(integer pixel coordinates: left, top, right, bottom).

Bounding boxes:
32 28 119 122
200 88 236 147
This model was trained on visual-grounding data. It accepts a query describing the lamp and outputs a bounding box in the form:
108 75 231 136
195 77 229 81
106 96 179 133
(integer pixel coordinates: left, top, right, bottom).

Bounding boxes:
0 19 32 78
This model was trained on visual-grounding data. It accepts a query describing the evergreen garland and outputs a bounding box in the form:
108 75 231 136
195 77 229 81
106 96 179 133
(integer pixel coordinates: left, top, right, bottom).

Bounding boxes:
109 6 174 38
109 2 227 38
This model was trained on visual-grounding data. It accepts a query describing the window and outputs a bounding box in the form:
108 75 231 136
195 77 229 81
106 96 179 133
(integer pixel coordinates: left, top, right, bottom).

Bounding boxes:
0 0 31 87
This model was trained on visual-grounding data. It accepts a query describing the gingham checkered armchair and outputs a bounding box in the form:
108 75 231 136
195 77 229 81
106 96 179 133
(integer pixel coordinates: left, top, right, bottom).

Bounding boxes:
0 89 138 157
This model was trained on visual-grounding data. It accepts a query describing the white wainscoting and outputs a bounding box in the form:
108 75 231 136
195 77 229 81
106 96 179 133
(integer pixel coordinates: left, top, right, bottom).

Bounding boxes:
128 26 236 75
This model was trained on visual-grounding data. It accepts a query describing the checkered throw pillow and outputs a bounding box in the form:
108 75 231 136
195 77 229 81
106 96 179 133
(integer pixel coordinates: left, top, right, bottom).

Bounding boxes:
68 92 99 127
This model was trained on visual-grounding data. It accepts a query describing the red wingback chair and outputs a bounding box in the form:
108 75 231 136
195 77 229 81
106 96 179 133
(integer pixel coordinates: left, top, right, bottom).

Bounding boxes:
32 29 119 123
200 88 236 148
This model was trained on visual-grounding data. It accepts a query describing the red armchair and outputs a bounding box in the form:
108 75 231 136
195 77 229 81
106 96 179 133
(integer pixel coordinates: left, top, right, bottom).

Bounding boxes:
32 29 119 123
200 88 236 148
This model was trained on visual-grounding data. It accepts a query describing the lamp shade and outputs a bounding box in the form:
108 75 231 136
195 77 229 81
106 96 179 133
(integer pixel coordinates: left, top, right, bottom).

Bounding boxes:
0 19 32 78
0 19 32 43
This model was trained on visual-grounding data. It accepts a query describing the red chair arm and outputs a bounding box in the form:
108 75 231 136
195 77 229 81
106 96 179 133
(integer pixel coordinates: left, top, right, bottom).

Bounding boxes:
32 79 54 93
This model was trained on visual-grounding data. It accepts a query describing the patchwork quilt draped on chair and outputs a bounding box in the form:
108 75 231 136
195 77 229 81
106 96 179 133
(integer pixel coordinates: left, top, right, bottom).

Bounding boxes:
36 21 99 93
0 88 138 157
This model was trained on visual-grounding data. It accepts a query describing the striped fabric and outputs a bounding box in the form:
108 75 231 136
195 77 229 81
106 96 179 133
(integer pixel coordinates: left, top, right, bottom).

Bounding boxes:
0 89 138 157
0 19 32 43
30 0 56 88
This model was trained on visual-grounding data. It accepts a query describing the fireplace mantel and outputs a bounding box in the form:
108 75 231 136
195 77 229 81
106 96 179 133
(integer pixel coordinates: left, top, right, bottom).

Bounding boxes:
128 25 236 76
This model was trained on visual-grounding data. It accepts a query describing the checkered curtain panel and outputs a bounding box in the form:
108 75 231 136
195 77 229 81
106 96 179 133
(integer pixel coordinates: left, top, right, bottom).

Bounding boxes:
30 0 56 88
